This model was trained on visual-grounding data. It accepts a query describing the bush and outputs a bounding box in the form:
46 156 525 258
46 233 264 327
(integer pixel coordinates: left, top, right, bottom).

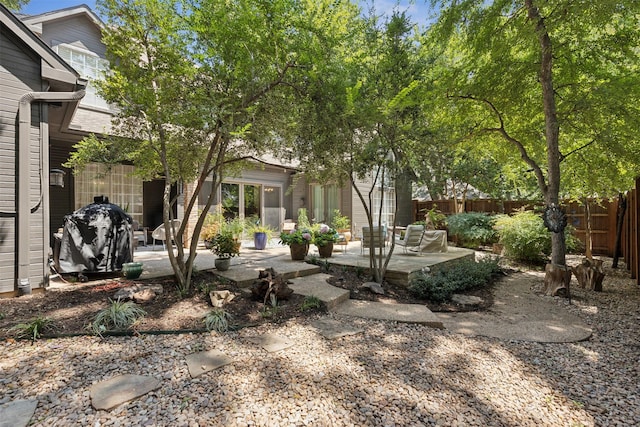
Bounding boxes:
446 212 498 248
494 211 580 262
10 316 56 341
88 299 146 336
409 257 501 303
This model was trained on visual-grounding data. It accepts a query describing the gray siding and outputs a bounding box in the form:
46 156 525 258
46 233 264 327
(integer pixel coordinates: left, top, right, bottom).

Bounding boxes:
0 30 46 293
40 16 105 57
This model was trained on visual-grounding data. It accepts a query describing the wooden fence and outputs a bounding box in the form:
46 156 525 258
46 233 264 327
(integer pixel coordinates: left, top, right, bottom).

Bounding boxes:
413 179 640 284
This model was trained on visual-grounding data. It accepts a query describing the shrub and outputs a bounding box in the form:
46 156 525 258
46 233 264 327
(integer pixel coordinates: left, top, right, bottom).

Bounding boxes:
203 308 232 332
446 212 498 248
409 257 501 302
494 211 580 262
10 316 56 341
88 299 146 336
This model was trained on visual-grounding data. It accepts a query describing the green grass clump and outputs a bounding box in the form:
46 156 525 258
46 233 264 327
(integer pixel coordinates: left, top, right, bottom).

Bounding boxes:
203 308 233 332
300 295 323 312
10 316 56 341
88 299 146 336
409 258 501 303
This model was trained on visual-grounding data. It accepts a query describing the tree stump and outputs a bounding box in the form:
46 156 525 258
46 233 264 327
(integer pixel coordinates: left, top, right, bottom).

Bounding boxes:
571 258 605 292
250 268 294 304
543 263 572 297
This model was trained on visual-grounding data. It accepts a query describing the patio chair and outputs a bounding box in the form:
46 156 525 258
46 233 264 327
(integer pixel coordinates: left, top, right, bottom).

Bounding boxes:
151 219 181 250
394 224 425 254
360 226 387 255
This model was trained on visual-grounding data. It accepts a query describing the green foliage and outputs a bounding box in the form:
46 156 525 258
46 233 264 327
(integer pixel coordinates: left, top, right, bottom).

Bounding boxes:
330 209 351 230
409 258 501 303
296 208 311 230
494 212 550 262
88 299 146 336
446 212 498 248
203 309 232 332
10 316 56 341
312 224 339 247
300 295 323 312
494 211 581 263
210 232 240 258
279 229 312 246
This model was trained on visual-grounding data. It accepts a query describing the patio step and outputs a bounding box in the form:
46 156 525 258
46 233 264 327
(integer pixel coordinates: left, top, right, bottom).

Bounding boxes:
289 273 351 310
213 255 321 287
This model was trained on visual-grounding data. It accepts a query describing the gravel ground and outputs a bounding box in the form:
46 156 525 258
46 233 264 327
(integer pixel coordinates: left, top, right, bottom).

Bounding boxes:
2 260 640 426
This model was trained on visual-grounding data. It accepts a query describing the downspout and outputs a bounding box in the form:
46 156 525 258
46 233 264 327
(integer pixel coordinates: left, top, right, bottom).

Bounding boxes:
17 87 86 292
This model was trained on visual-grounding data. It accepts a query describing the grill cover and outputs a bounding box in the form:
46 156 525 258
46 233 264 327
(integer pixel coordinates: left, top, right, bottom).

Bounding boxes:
57 200 133 273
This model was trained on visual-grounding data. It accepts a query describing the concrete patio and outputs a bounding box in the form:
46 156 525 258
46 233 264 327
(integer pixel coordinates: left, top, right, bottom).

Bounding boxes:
129 239 476 287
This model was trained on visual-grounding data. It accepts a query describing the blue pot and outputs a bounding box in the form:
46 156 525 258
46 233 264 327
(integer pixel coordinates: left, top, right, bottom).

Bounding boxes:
254 232 268 250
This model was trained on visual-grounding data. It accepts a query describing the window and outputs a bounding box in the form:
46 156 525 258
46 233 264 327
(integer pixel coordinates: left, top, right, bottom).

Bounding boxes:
74 163 143 223
310 184 340 223
54 44 110 109
372 167 395 226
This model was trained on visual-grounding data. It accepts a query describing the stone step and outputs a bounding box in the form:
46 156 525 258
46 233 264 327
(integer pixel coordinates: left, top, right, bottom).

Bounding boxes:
214 255 321 287
288 273 351 311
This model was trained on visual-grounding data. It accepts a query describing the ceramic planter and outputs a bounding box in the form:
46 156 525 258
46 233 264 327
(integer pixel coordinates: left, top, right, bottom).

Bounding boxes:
122 262 143 279
254 232 268 250
215 257 231 271
317 242 334 258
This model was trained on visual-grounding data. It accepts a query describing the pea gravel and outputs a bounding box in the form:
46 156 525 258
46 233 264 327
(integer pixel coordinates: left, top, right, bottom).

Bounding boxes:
2 264 639 426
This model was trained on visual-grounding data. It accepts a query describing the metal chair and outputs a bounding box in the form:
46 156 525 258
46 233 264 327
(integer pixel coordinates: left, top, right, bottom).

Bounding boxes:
360 226 387 255
394 224 425 254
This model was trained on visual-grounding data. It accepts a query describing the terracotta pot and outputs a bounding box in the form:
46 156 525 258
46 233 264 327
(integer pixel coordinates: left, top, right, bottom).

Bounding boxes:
289 243 309 260
317 242 334 258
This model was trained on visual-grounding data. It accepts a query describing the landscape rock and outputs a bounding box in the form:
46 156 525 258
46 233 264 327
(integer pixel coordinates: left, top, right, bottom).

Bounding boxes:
451 293 483 307
113 284 163 301
133 289 156 304
209 290 235 307
361 282 385 295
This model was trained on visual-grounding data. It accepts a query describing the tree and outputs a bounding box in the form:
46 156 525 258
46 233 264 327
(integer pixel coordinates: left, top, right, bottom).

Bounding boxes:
6 0 29 12
430 0 640 293
66 0 358 292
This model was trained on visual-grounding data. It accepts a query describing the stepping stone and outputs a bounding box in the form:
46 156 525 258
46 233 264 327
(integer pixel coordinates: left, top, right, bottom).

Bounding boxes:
0 399 37 427
185 349 233 378
311 318 363 339
90 374 160 410
335 300 444 328
451 293 483 307
247 333 293 352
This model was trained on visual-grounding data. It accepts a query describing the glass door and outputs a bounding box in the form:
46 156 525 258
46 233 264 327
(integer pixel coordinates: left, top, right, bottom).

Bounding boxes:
263 186 281 230
221 183 239 220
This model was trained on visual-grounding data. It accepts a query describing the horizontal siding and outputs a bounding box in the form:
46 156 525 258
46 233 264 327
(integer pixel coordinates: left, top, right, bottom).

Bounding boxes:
43 16 105 57
0 28 46 293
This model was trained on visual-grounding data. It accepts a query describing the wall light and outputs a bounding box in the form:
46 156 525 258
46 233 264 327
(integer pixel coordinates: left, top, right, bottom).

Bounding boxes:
50 169 65 188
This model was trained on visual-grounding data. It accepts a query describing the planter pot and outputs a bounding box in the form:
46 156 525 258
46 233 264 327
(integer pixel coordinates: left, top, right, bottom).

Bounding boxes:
122 262 143 279
254 232 268 250
317 242 334 258
204 240 214 250
215 257 231 271
289 243 309 260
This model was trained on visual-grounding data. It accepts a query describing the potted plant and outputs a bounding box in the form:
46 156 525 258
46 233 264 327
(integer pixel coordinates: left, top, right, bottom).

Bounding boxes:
210 232 240 271
200 211 224 249
247 219 274 250
313 224 339 258
279 228 312 260
331 209 351 243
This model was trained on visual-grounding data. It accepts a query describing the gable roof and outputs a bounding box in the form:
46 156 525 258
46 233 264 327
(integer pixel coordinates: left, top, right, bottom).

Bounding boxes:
0 3 83 91
20 4 104 32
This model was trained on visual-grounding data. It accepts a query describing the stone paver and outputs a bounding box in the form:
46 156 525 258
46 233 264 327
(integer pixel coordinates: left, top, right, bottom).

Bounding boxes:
311 318 363 339
185 349 234 378
90 374 160 411
246 333 294 352
0 399 37 427
335 299 444 328
288 273 350 310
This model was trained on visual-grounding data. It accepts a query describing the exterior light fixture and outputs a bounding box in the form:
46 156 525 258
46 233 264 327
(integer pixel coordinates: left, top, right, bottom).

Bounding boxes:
50 168 65 187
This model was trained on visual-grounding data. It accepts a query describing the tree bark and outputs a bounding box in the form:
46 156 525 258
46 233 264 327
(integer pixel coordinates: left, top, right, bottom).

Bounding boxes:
571 258 605 292
612 193 627 268
543 263 572 296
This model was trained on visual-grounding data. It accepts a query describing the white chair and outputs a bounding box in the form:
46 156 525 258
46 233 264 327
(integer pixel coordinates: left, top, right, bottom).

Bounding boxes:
151 219 181 250
361 226 387 255
395 224 425 254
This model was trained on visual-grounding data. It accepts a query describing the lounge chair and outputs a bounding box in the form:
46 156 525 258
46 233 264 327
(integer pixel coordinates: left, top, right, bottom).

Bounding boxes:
151 219 181 250
394 224 425 254
361 226 387 255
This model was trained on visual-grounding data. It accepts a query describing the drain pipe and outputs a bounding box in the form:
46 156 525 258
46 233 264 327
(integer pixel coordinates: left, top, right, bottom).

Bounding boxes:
18 88 86 292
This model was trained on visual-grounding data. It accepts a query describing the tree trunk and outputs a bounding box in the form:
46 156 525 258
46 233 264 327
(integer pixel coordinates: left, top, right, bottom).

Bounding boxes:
612 193 627 268
543 263 572 297
395 167 414 227
584 198 592 260
571 258 605 292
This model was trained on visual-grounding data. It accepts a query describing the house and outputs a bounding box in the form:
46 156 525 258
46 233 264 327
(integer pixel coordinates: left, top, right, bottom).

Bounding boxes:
0 3 87 295
0 2 396 296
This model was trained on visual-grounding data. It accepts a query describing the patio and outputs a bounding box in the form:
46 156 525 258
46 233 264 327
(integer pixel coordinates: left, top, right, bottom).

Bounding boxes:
129 239 475 287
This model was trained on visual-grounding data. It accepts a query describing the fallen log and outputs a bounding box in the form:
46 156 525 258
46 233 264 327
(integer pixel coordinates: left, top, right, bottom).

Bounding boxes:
250 268 294 304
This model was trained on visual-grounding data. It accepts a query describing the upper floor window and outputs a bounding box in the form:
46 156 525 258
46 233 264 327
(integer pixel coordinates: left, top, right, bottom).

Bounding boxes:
55 44 110 110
